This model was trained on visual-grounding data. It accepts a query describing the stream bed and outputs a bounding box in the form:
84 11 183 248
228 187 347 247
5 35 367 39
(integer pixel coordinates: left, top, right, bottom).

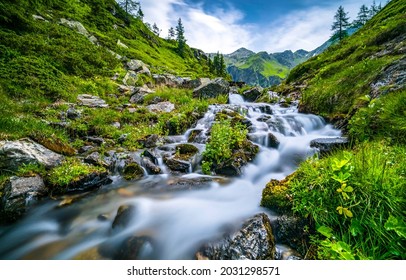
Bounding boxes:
0 94 341 259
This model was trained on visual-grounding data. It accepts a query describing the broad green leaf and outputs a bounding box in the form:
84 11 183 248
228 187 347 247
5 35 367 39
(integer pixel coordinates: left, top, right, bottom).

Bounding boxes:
317 225 333 238
384 215 406 238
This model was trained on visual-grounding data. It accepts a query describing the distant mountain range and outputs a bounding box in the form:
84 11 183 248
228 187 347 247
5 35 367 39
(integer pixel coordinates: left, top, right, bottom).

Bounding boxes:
224 48 311 87
221 27 361 87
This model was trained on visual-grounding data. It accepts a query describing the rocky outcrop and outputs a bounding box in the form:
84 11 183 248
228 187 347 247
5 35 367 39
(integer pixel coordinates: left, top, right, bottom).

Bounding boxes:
196 213 276 260
54 171 112 194
193 78 230 99
371 56 406 98
126 60 151 76
129 86 155 104
77 94 109 108
0 175 47 224
242 87 263 102
59 18 98 44
146 101 175 113
0 139 64 171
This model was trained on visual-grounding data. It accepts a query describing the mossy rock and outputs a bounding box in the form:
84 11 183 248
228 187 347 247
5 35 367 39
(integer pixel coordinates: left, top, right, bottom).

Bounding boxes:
30 133 77 156
123 162 145 180
261 178 292 213
175 144 199 160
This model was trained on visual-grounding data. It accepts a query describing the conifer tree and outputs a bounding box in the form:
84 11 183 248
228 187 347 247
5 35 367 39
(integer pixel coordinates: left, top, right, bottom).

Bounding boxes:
152 23 161 36
353 4 370 27
331 6 350 42
167 27 175 40
117 0 140 24
176 18 187 57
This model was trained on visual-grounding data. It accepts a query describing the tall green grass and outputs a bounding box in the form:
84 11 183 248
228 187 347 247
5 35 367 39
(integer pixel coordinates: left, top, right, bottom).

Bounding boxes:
285 142 405 259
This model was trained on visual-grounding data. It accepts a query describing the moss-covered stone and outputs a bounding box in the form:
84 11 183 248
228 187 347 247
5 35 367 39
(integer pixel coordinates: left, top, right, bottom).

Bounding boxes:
123 162 145 180
261 178 292 213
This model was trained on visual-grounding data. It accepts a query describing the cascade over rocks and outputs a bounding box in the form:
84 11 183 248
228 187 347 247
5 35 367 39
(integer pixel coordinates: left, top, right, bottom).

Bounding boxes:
195 213 276 260
0 139 64 171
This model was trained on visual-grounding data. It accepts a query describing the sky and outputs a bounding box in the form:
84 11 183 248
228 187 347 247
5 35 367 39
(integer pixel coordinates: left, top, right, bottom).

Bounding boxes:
137 0 382 54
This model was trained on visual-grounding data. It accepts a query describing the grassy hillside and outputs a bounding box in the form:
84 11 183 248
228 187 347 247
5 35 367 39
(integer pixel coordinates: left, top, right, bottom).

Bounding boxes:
0 0 215 145
263 0 406 260
283 0 405 144
239 53 289 79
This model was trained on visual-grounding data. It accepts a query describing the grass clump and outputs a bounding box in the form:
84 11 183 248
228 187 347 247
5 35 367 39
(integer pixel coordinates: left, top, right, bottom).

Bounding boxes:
201 119 248 174
270 142 405 259
48 157 105 188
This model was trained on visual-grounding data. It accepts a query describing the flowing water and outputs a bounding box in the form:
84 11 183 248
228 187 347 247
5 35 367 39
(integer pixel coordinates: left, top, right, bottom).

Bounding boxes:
0 94 341 260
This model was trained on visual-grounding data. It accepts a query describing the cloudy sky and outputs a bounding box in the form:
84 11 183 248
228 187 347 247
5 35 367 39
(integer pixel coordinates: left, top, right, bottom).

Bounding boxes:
138 0 381 54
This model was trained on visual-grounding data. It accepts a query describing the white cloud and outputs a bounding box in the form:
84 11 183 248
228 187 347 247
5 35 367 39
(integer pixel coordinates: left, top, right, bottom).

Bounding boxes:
138 0 380 54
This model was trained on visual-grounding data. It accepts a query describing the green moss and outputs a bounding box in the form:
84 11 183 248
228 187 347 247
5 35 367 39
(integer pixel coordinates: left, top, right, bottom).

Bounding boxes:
48 157 105 188
123 162 144 180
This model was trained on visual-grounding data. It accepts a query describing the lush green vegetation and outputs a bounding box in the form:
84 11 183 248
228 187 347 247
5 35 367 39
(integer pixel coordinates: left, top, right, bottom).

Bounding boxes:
0 0 218 149
262 142 406 259
47 157 106 188
201 119 248 174
285 0 405 124
239 54 290 79
263 0 406 260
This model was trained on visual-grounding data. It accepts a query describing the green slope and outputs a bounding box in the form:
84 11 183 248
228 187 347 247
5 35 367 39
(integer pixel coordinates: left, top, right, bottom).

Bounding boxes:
0 0 215 149
263 0 406 260
284 0 406 142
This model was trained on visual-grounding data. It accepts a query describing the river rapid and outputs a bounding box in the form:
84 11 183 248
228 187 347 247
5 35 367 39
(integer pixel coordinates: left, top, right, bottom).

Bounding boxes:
0 94 341 259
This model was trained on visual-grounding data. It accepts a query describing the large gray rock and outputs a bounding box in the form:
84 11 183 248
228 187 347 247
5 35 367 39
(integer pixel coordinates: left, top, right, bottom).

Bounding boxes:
0 175 47 224
122 71 138 86
193 78 230 99
59 18 98 44
196 213 276 260
77 94 108 108
0 139 64 171
146 101 175 113
243 87 263 102
126 60 151 76
129 86 155 104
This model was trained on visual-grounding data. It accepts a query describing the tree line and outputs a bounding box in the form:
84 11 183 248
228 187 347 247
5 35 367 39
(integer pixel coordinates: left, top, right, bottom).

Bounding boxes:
331 0 387 42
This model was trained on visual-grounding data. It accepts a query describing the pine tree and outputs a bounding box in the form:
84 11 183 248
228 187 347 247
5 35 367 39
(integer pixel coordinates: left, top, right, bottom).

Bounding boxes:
331 6 350 42
176 18 187 57
136 6 144 21
117 0 140 24
353 4 370 27
167 27 175 40
369 1 381 18
152 23 161 36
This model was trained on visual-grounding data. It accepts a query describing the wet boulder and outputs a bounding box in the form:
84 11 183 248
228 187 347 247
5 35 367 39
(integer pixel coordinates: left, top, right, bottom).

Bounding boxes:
55 171 112 194
113 235 154 260
0 175 47 224
84 152 109 168
196 213 276 260
268 132 280 149
112 204 137 230
242 87 263 102
214 140 259 176
0 139 64 171
193 78 229 99
141 157 161 175
164 157 191 174
123 161 145 180
310 137 349 155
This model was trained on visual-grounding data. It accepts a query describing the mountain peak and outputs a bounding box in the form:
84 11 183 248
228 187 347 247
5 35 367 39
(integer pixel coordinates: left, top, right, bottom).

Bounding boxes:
228 47 255 58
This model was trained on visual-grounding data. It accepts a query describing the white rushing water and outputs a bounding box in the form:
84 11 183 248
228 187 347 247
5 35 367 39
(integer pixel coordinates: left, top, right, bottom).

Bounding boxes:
0 94 341 260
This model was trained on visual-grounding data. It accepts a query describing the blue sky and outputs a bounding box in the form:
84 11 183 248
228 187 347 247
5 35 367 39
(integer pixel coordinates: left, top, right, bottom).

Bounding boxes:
138 0 381 53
